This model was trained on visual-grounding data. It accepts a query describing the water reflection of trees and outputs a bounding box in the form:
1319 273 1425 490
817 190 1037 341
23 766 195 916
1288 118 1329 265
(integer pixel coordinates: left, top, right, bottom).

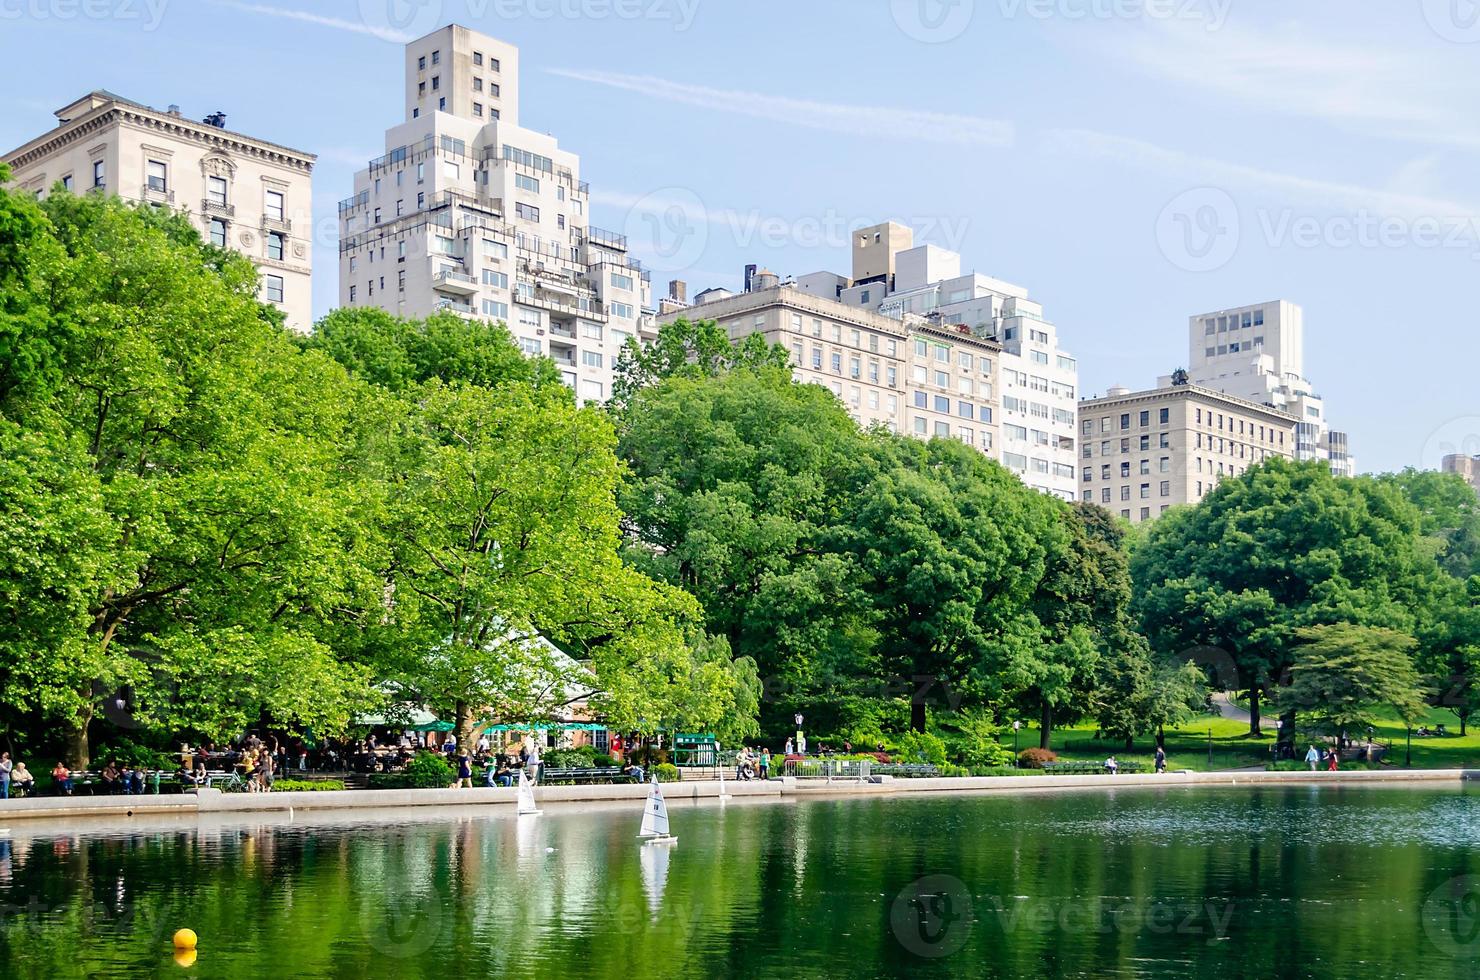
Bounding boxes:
1 791 1479 977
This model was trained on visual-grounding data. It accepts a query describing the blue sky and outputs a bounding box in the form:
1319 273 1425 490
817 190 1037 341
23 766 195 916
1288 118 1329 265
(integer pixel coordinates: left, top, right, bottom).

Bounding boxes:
3 0 1478 474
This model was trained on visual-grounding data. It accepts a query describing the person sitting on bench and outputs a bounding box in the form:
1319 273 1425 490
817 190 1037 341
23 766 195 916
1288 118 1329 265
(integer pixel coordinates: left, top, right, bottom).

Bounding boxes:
1103 756 1119 775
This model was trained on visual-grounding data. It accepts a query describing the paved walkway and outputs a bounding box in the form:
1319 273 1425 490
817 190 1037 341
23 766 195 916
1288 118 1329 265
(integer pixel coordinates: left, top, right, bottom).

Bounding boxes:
1213 691 1263 732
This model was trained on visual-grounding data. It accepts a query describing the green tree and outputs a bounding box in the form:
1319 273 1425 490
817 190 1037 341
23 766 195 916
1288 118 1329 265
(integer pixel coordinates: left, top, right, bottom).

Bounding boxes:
1271 624 1428 739
0 188 383 765
1132 458 1441 744
609 316 790 415
841 435 1059 732
617 366 877 736
373 379 746 749
304 305 559 393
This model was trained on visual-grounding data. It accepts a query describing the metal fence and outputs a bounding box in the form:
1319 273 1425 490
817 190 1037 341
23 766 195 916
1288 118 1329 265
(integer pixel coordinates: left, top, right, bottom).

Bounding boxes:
783 758 872 782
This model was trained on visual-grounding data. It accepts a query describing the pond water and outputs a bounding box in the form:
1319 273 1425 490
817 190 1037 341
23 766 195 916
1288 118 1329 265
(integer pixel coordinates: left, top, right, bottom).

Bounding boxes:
2 784 1480 978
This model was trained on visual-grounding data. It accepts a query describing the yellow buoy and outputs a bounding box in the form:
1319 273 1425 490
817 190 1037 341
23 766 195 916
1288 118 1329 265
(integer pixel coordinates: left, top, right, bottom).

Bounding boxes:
172 928 198 950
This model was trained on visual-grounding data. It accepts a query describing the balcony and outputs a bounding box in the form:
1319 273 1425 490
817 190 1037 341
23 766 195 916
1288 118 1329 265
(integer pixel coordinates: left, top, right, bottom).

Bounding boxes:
548 322 577 340
201 199 235 219
262 215 292 235
434 298 475 316
140 181 173 205
517 285 607 321
585 225 627 250
432 268 478 296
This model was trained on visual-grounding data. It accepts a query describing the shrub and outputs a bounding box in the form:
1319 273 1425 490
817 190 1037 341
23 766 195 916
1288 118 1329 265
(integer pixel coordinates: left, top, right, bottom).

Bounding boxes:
544 747 597 769
969 766 1023 777
273 778 344 792
938 763 970 777
1018 748 1058 769
589 753 616 768
97 739 173 769
369 751 457 789
895 730 948 766
654 763 680 782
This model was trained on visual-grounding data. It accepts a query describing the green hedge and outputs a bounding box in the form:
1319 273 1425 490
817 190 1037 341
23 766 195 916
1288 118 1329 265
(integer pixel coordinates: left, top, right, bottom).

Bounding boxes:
273 778 345 792
369 751 455 789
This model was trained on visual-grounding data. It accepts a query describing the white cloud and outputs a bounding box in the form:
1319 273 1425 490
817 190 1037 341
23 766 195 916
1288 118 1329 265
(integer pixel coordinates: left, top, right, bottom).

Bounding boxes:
206 2 415 43
548 68 1015 147
1100 19 1480 150
1044 128 1479 221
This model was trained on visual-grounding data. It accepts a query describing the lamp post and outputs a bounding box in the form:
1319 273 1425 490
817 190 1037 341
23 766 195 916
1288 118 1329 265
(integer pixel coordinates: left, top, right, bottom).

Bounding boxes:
1012 720 1021 765
794 713 804 757
1274 719 1283 761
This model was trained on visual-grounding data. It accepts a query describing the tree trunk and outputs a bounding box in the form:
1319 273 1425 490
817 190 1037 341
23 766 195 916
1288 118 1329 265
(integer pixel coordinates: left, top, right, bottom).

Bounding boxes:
1039 702 1053 750
1461 709 1469 737
1123 735 1134 752
1247 687 1262 737
1279 710 1297 758
1156 724 1165 749
910 699 927 734
454 700 475 764
65 706 93 770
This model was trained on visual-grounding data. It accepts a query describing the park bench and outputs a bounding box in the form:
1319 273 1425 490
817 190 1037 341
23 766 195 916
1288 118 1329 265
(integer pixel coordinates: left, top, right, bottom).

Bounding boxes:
870 763 941 778
539 767 641 785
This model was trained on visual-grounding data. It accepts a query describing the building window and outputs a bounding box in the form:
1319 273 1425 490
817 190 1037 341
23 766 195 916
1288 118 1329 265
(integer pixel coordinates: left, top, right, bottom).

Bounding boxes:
264 274 284 303
473 103 483 117
431 49 439 64
146 159 167 193
418 55 426 70
439 97 446 111
209 219 227 248
1159 408 1170 424
431 75 440 90
267 232 284 261
207 176 227 205
582 351 603 368
515 203 540 222
1160 481 1171 497
265 189 285 221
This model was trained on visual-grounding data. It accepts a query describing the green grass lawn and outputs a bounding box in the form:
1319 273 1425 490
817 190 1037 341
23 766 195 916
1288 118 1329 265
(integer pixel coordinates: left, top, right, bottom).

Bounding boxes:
1016 705 1480 772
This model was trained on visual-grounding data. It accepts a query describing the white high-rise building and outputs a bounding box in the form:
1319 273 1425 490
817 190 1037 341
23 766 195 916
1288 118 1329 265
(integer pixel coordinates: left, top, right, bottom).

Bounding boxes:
1183 300 1354 476
338 25 653 402
820 222 1079 500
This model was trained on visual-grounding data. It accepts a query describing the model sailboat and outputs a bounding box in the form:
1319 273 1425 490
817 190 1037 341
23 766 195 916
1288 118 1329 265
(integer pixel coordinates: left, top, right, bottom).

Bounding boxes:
517 766 542 816
637 775 677 844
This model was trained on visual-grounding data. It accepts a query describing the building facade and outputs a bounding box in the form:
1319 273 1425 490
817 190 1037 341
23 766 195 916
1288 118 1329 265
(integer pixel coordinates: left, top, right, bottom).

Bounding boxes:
1076 382 1297 523
660 281 1004 454
337 25 652 403
1443 454 1480 496
1184 300 1353 476
789 222 1078 499
2 91 315 330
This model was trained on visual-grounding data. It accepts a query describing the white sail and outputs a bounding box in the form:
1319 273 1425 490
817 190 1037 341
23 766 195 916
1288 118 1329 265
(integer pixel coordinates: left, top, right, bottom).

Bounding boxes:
517 766 541 815
638 776 672 839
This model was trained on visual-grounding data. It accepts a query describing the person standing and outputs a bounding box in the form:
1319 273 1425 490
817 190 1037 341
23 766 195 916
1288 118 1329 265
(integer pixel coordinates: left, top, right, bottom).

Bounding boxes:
525 736 542 784
0 752 11 800
1305 745 1320 771
760 747 771 780
456 752 472 789
259 748 275 793
784 737 794 757
1326 748 1340 772
1154 745 1167 774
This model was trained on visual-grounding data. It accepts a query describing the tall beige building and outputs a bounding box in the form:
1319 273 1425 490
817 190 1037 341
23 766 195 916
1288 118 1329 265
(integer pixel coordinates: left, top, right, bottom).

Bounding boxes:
338 25 652 403
1443 455 1480 495
1077 382 1297 523
2 91 315 331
